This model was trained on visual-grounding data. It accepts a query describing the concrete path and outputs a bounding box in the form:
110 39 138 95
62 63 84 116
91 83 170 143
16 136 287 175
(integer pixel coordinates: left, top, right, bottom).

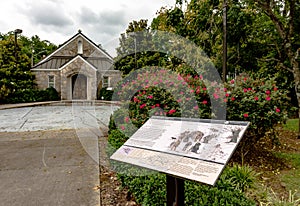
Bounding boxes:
0 105 119 206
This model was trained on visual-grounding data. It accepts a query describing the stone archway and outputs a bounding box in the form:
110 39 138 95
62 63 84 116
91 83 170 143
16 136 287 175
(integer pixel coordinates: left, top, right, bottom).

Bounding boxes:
72 74 87 99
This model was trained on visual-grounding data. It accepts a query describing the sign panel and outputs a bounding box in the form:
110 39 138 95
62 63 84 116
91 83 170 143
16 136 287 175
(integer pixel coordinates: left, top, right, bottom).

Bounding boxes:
110 116 249 185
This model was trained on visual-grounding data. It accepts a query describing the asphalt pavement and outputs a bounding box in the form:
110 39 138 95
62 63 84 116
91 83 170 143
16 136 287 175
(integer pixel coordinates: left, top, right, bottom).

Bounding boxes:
0 104 119 206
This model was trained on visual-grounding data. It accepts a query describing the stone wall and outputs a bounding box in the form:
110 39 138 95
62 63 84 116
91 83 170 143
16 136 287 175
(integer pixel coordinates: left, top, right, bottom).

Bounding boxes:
97 70 122 88
60 58 97 100
55 36 107 58
33 71 61 93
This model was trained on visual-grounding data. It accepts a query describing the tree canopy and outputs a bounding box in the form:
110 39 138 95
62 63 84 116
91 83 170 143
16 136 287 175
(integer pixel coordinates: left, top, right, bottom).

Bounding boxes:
114 0 300 137
0 31 57 103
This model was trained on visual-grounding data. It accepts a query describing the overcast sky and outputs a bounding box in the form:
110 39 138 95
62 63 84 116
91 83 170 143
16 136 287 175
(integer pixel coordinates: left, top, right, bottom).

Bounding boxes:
0 0 176 56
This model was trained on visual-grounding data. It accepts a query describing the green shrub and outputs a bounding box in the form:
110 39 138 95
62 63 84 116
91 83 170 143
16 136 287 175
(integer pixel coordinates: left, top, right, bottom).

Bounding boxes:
7 87 60 103
111 164 256 205
98 87 114 100
225 76 290 145
217 164 257 192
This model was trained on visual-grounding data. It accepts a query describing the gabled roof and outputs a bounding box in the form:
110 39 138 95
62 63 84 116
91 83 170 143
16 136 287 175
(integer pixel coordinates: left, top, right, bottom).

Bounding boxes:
59 55 97 71
36 30 113 66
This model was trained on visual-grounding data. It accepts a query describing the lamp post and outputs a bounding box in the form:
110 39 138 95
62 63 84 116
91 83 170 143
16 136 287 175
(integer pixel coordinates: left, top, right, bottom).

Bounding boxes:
14 29 22 63
222 0 227 82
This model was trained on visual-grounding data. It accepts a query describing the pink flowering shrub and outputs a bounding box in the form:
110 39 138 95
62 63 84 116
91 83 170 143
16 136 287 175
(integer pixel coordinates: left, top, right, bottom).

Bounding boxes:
111 68 213 133
109 69 290 147
225 76 290 144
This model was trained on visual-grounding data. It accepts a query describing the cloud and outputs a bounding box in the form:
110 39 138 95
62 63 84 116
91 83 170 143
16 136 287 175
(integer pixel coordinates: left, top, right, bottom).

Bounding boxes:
77 7 127 37
18 0 74 30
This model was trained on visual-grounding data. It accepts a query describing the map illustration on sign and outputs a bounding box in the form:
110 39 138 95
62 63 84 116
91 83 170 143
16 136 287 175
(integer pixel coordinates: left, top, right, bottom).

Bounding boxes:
110 116 250 185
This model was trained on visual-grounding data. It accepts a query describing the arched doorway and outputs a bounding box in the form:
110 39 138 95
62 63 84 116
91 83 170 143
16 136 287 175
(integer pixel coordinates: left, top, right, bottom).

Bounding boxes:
72 74 87 99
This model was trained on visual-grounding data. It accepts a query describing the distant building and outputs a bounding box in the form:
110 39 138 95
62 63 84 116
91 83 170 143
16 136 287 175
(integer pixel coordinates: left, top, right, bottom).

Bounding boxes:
31 30 121 100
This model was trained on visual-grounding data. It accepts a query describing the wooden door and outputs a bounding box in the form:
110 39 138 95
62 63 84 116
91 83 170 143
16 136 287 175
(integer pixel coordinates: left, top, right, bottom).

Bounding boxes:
72 74 87 99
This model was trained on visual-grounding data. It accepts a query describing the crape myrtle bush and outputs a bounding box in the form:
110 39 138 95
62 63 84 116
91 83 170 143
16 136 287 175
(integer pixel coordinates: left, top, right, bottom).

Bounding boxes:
108 68 290 205
109 68 289 145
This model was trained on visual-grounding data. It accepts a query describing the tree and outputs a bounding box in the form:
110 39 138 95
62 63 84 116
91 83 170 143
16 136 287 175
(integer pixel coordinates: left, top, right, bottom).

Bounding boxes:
0 33 34 102
20 35 57 66
245 0 300 138
115 19 174 76
0 32 57 103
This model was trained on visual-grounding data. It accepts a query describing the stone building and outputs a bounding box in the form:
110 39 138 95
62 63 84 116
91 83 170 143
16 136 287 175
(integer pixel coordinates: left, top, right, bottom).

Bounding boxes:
31 31 121 100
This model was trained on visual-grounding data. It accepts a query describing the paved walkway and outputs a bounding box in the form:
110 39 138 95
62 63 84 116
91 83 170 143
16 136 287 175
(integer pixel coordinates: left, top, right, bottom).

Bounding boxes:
0 104 119 206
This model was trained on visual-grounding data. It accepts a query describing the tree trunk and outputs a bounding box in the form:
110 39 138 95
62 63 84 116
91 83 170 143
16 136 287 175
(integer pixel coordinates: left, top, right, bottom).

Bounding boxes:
291 56 300 139
293 67 300 139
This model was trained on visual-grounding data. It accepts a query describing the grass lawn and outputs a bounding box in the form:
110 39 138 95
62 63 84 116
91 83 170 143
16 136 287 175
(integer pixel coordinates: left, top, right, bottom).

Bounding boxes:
274 119 300 200
275 152 300 199
284 119 299 132
249 119 300 205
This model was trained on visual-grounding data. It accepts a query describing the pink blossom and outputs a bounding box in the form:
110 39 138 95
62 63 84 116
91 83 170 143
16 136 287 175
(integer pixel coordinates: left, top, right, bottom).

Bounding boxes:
133 97 139 102
273 87 278 91
266 90 271 95
213 93 219 99
223 99 228 103
193 105 199 110
224 88 227 92
266 96 271 101
230 79 235 84
243 113 249 118
168 109 176 115
248 88 252 91
243 88 248 93
155 104 160 107
124 117 130 123
147 95 153 99
200 75 203 80
190 90 194 93
120 125 125 130
231 97 235 101
225 93 229 97
151 105 156 109
140 103 146 109
276 108 280 113
202 100 208 104
254 96 259 101
203 87 207 91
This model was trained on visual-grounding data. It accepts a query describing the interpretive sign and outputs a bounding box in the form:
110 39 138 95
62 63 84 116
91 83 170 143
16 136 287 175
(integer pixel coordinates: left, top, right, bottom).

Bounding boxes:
110 116 249 186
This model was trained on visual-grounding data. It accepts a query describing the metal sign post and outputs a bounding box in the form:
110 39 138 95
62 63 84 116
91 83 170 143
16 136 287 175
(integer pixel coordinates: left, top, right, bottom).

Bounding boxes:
167 175 184 206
